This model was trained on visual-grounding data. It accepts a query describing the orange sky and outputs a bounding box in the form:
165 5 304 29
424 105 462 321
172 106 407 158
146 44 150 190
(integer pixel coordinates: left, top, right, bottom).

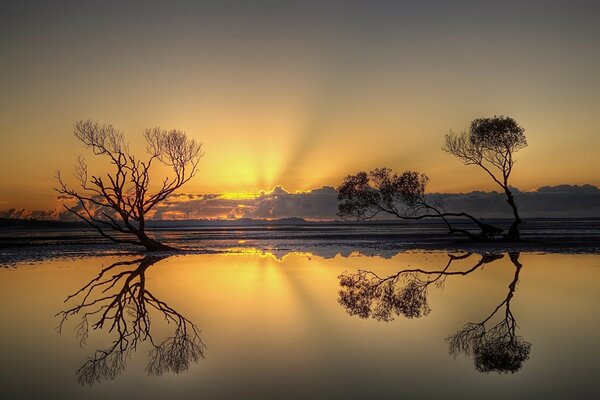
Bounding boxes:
1 1 599 211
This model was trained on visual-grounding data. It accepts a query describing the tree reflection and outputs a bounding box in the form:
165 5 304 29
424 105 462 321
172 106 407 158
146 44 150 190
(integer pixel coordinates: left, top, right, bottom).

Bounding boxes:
56 256 205 386
339 253 502 321
338 252 530 373
446 253 530 373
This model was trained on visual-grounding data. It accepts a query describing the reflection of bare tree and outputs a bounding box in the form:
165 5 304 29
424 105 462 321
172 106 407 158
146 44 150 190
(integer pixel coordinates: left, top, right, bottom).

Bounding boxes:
338 252 530 373
338 253 502 321
56 256 205 386
446 253 530 373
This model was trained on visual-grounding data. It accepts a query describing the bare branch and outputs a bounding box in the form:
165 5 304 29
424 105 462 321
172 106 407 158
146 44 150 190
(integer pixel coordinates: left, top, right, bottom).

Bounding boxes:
55 120 203 251
56 256 206 386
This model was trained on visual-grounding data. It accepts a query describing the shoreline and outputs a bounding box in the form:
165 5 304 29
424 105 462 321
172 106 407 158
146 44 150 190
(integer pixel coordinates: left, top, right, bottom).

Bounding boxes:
2 219 599 266
2 235 599 268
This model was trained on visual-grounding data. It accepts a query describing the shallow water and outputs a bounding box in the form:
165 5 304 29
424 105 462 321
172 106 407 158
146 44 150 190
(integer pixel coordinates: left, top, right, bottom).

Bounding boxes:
1 250 599 399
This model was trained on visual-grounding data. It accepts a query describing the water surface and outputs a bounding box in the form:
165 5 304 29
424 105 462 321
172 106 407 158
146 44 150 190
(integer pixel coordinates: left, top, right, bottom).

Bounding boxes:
1 250 599 399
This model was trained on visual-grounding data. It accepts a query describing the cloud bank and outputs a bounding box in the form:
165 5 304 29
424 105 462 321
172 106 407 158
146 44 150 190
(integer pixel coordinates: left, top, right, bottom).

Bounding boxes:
151 186 339 220
2 185 599 221
427 185 600 219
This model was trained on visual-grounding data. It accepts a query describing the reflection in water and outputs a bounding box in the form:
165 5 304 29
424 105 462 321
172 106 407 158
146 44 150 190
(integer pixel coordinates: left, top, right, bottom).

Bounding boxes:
447 254 530 373
338 252 530 373
56 256 205 386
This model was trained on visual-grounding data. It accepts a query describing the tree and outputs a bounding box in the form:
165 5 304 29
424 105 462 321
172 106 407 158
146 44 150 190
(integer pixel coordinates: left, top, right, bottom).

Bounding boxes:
338 252 503 321
446 253 531 373
56 256 205 386
56 120 202 251
338 252 531 373
443 116 527 240
337 168 503 241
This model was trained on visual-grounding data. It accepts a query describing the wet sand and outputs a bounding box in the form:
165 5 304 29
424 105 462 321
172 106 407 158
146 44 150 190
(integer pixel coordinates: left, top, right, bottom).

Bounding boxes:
2 219 599 266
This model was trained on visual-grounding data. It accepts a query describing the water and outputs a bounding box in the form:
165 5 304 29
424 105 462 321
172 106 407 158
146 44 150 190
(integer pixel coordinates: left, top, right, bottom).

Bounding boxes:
2 219 600 267
1 249 599 399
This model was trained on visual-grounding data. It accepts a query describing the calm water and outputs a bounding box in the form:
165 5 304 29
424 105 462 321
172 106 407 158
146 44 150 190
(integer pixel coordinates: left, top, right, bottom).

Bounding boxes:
1 250 599 399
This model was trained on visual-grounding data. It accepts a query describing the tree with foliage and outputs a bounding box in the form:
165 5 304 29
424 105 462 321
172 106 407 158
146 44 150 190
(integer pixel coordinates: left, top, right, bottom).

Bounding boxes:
338 252 531 374
337 168 502 241
446 253 530 373
443 116 527 240
338 252 503 321
56 120 202 251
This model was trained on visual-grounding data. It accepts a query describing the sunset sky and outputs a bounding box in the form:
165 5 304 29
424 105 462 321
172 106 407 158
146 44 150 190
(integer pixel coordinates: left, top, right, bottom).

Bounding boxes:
1 1 599 216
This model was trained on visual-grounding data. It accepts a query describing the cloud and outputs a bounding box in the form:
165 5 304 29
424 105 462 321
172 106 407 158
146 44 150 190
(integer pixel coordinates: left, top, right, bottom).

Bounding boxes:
0 206 75 221
428 185 600 218
3 184 600 221
0 196 117 222
149 186 340 220
244 186 338 219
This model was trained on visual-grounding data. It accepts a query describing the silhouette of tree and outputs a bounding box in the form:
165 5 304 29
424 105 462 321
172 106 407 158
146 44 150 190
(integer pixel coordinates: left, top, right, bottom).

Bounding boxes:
337 168 502 241
443 116 527 240
338 253 503 321
56 120 203 251
56 256 205 386
338 252 531 373
446 253 530 373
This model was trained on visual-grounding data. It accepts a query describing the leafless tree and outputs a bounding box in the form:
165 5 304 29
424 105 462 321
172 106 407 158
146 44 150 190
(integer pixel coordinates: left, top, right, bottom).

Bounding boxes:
338 252 504 321
446 253 530 373
443 116 527 240
56 256 205 386
56 120 203 251
337 168 503 241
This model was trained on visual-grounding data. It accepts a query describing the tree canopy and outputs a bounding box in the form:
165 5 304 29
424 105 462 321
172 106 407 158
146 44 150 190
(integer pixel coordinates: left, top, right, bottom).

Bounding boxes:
337 168 502 240
443 116 527 240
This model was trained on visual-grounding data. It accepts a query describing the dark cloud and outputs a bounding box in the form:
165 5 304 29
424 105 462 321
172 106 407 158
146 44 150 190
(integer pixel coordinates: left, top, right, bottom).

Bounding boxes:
0 196 120 222
148 186 340 220
0 206 76 221
243 186 338 219
429 185 600 218
3 185 599 221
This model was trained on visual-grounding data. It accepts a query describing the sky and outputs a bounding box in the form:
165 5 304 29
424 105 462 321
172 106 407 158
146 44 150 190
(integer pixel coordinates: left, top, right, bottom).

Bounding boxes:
1 0 599 217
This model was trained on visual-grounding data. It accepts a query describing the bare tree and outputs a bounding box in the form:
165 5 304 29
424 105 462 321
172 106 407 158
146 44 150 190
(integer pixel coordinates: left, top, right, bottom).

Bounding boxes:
446 253 530 373
56 120 203 251
337 168 503 241
56 256 205 386
443 116 527 240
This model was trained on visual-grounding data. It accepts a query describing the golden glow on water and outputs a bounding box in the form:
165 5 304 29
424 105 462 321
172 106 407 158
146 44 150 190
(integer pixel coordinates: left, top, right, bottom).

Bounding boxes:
219 248 317 262
1 251 599 398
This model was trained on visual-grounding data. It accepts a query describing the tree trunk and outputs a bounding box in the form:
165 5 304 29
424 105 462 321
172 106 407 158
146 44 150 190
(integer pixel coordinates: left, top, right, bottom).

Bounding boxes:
136 231 176 251
505 190 522 241
123 216 176 251
426 206 503 241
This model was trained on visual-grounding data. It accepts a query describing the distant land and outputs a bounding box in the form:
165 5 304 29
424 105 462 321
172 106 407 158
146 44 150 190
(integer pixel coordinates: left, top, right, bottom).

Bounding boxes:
1 184 599 222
